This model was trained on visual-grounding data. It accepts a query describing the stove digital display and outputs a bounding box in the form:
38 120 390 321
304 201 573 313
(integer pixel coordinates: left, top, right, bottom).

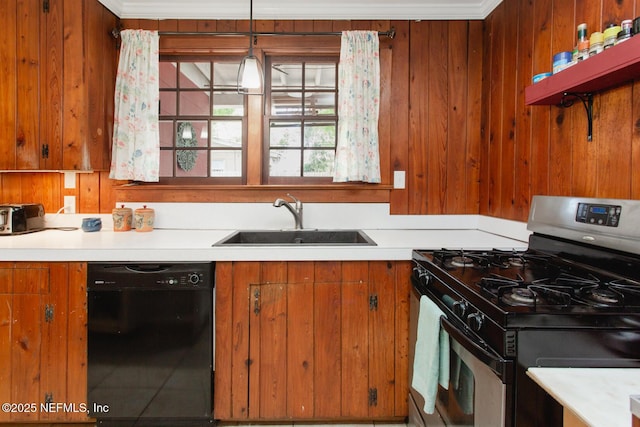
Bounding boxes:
576 203 621 227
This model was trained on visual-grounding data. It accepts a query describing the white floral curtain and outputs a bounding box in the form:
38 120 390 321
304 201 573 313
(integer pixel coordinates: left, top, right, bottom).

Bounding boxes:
109 30 160 182
333 31 381 183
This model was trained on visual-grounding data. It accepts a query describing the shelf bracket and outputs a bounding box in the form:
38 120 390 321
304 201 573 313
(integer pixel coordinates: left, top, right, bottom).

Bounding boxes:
560 92 594 141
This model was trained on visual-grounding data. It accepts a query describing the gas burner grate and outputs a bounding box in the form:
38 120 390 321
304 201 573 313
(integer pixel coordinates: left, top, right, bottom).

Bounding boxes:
480 272 640 308
431 248 550 270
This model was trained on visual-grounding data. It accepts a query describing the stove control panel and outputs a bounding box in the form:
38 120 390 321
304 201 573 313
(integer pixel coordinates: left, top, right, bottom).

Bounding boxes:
575 202 621 227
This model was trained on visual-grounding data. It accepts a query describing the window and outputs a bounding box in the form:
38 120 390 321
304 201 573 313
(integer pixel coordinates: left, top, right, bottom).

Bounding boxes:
159 57 246 183
264 56 339 184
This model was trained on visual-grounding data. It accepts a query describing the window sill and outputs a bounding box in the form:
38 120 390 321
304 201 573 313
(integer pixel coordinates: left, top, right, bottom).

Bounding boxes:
113 183 394 203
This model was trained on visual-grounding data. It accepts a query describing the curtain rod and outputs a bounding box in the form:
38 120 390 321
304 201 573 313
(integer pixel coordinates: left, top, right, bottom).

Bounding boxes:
112 27 395 39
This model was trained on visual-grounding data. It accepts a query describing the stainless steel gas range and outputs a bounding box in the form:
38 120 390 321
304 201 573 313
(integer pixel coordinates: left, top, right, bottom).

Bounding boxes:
409 196 640 427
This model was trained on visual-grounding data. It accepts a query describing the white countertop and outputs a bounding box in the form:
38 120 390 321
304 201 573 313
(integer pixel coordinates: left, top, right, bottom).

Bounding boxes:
0 227 527 261
527 367 640 427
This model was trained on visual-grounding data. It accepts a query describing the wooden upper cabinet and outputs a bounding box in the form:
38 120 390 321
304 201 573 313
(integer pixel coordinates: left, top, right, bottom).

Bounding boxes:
0 0 118 171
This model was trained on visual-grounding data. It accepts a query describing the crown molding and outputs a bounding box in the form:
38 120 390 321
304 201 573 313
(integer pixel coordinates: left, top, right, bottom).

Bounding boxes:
98 0 503 20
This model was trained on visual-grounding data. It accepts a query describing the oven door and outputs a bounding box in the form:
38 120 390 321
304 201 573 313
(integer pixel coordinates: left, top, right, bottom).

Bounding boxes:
409 285 514 427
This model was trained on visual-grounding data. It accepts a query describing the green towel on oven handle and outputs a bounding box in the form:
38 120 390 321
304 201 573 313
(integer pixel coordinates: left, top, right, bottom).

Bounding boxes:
411 295 450 414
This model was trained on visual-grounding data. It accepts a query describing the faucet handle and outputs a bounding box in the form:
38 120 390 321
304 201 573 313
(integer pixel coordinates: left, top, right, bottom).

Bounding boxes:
286 193 301 207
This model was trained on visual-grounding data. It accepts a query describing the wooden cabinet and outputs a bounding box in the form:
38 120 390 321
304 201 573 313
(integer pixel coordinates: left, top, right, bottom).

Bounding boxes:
0 262 88 423
214 260 411 422
0 0 117 171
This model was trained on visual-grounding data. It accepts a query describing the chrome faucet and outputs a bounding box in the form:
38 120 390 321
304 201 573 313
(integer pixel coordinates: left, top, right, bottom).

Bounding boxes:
273 194 303 229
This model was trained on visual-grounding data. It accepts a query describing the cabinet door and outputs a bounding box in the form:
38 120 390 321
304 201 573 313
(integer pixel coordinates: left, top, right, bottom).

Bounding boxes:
0 263 48 423
0 262 89 423
214 261 410 422
0 0 116 171
341 261 370 418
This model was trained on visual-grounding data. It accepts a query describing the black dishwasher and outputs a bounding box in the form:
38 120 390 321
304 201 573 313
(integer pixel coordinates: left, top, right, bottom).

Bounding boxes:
87 262 214 426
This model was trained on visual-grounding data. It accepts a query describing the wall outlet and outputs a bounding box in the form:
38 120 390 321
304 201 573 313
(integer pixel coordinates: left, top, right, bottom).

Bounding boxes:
393 170 406 189
63 196 76 214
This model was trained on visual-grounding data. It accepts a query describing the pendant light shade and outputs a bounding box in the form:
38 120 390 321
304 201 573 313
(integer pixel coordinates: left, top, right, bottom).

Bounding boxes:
237 0 264 94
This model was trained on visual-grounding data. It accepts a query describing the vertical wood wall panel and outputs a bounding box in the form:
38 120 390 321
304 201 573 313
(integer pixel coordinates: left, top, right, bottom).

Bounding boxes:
41 0 64 170
486 5 505 217
408 22 430 214
513 0 533 219
548 1 574 198
483 0 640 220
465 21 483 215
16 0 41 170
4 10 639 221
388 21 410 214
0 1 17 170
426 21 448 215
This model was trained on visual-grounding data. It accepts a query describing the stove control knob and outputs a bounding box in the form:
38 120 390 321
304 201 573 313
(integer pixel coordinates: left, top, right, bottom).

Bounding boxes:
452 300 468 318
466 312 484 332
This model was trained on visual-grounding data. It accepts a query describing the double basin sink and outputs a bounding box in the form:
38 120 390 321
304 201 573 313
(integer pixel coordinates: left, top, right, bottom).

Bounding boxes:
213 229 376 246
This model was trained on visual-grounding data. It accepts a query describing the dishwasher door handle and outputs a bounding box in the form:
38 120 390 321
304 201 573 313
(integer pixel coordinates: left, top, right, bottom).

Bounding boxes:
124 264 172 273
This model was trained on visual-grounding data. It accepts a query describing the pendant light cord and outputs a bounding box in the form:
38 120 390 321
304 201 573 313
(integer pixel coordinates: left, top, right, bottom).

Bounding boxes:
248 0 254 55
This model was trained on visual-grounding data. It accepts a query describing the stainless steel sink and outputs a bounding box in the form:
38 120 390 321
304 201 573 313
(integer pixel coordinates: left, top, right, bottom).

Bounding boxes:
213 229 377 246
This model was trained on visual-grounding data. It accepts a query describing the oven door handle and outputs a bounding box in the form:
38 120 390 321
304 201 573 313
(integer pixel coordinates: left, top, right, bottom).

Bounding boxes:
440 316 513 383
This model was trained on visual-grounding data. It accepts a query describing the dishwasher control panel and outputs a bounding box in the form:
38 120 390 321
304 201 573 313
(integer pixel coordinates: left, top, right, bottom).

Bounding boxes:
87 262 214 290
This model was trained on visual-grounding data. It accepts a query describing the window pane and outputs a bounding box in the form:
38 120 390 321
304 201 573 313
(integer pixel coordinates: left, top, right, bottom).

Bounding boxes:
305 92 335 115
179 62 211 89
304 121 336 147
213 62 241 90
159 150 174 177
159 62 177 88
304 150 335 177
159 57 246 180
213 92 244 116
211 121 242 148
176 149 208 177
159 121 174 148
177 121 208 148
160 91 176 115
270 149 301 176
271 93 303 116
210 150 242 177
305 63 336 89
179 91 211 116
270 122 301 148
271 63 302 90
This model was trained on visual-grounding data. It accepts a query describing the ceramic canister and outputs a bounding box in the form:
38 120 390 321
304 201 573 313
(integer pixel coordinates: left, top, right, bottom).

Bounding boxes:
112 205 133 231
134 205 155 232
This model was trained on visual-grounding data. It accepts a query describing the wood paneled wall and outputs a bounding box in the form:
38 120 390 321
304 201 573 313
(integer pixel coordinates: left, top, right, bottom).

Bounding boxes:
482 0 640 221
2 18 486 217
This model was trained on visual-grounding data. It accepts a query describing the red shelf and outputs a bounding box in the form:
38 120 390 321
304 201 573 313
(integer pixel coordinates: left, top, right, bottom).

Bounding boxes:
525 35 640 105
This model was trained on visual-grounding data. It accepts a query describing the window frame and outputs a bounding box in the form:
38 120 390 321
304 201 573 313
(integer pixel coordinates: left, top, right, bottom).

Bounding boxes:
158 54 248 185
262 54 340 185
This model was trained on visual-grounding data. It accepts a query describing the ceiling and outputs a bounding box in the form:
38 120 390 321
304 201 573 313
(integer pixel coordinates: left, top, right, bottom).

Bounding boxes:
97 0 503 20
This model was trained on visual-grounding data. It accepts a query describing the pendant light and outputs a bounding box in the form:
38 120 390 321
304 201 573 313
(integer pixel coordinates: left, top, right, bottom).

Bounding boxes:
237 0 264 95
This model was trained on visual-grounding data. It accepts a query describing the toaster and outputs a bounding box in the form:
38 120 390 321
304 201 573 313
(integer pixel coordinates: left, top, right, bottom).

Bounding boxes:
0 204 45 235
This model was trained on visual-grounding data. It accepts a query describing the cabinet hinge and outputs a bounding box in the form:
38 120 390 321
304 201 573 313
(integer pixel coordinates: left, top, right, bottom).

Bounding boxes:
44 392 53 404
369 294 378 311
42 144 49 159
44 305 54 323
368 388 378 406
253 289 260 315
43 0 50 13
